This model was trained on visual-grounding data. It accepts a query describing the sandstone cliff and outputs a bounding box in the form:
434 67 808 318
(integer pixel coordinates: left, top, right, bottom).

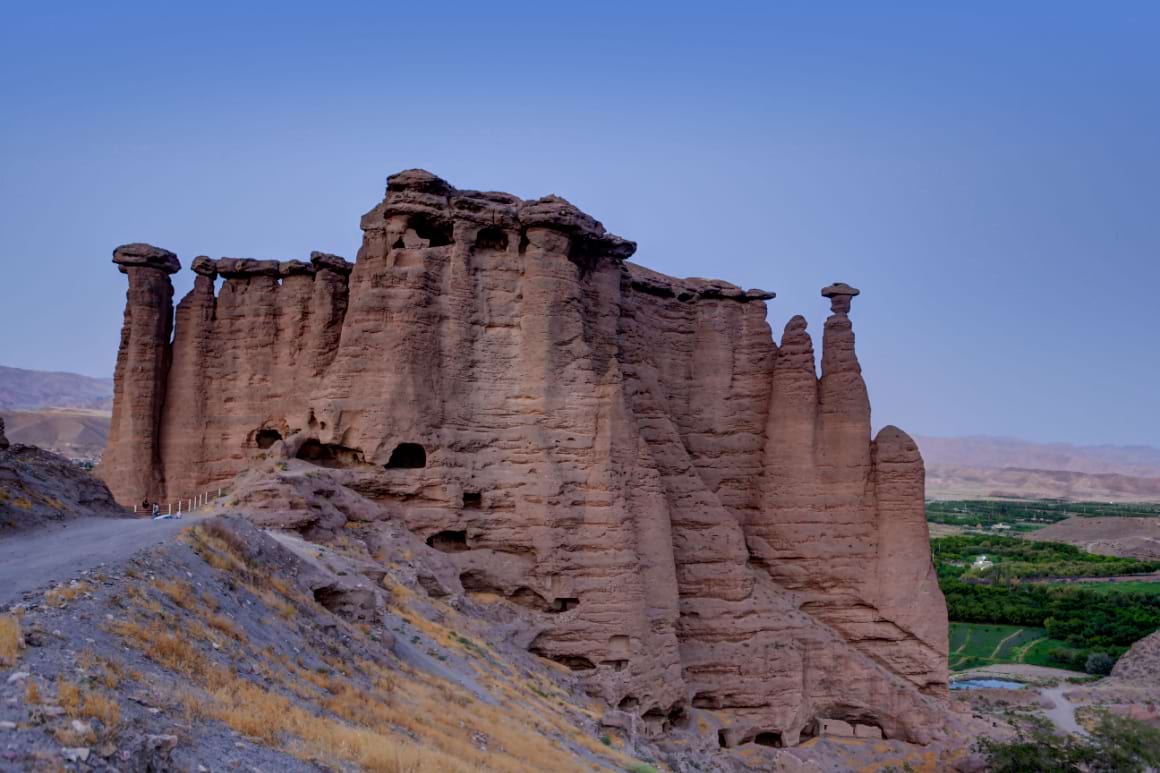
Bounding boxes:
101 170 948 747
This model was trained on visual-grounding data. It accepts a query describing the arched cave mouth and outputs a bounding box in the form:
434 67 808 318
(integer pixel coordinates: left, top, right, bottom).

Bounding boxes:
752 731 783 748
384 442 426 469
255 428 283 449
392 215 453 249
296 440 365 468
426 530 469 553
474 226 508 252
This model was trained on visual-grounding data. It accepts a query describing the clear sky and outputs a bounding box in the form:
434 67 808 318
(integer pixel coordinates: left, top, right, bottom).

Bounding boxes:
1 2 1156 446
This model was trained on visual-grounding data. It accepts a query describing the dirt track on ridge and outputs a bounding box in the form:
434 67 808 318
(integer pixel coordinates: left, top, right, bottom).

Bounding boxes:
0 515 204 606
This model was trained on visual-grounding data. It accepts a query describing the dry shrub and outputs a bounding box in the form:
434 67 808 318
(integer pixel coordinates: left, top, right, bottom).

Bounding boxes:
108 619 210 680
45 580 91 607
56 678 120 729
154 579 196 608
24 678 41 704
0 614 22 665
206 611 245 641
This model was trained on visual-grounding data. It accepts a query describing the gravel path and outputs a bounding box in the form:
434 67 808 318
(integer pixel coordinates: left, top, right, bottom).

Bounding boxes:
0 515 204 606
1041 686 1086 735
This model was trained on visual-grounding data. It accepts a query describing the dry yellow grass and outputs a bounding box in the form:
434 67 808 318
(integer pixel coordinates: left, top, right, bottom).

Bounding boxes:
154 578 196 607
57 678 121 730
24 678 41 704
126 522 656 772
45 580 91 607
0 614 22 665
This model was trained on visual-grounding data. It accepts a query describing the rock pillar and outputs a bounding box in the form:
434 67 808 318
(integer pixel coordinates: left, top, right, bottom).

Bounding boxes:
102 243 180 506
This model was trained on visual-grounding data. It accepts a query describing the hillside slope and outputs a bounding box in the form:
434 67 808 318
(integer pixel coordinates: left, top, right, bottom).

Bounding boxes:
1 409 110 460
917 435 1160 476
926 464 1160 502
0 515 981 772
0 365 113 412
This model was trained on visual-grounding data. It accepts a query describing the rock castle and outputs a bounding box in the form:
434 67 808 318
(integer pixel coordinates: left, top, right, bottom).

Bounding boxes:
102 170 948 746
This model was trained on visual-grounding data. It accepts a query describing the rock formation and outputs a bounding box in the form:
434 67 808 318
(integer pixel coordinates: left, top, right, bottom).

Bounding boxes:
101 169 948 746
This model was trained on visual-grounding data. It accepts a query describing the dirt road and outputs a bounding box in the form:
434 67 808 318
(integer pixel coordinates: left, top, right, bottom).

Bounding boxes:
0 516 203 606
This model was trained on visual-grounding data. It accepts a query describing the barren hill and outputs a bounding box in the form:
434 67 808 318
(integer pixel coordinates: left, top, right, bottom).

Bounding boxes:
0 409 110 460
0 365 113 411
1025 516 1160 560
917 435 1160 501
925 464 1160 502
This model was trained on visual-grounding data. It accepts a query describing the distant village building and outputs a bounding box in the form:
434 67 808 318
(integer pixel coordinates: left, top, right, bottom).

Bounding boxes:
972 555 994 571
990 523 1011 531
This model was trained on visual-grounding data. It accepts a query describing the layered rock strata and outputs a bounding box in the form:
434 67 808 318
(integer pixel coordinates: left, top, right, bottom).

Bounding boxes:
102 170 948 745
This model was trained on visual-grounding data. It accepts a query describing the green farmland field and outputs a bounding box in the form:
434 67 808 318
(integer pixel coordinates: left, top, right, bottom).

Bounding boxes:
949 622 1075 672
1050 580 1160 596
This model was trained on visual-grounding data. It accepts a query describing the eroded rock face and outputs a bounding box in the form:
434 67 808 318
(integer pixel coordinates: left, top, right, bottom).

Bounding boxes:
101 169 948 745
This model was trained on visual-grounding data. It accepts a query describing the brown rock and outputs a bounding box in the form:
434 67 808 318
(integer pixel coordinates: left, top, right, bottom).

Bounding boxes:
101 170 948 745
102 243 179 503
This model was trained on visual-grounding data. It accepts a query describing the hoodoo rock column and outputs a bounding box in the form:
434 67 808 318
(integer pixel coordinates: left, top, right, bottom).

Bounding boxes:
102 243 180 506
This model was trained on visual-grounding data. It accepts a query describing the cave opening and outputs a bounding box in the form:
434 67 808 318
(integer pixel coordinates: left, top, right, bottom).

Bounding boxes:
475 226 508 252
384 442 426 469
296 440 365 468
426 530 469 553
753 732 783 748
528 634 597 671
410 215 453 247
462 491 482 508
255 428 283 449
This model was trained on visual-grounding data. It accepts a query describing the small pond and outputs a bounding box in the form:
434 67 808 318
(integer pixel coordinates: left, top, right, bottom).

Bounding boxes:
950 678 1027 691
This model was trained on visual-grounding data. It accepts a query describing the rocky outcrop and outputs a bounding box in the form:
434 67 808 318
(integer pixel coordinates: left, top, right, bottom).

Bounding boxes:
1 438 126 530
101 169 947 746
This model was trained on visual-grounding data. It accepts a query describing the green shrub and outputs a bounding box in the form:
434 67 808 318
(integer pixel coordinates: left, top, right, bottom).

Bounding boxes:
976 711 1160 773
1085 652 1115 675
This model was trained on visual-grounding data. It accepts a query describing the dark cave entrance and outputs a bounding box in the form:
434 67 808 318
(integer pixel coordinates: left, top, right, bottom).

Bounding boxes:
296 440 365 468
255 429 283 449
384 442 426 469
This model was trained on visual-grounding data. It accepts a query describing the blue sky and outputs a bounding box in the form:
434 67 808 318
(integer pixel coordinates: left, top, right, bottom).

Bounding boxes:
1 2 1157 445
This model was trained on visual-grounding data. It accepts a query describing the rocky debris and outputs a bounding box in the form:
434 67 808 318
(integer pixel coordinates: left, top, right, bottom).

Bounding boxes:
100 170 948 746
0 440 126 531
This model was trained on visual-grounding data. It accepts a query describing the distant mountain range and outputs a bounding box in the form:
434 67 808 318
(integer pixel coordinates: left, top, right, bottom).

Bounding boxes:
915 435 1160 502
0 365 113 411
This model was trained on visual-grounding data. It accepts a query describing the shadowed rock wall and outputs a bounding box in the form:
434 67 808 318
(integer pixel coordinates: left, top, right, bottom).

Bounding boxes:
102 170 948 745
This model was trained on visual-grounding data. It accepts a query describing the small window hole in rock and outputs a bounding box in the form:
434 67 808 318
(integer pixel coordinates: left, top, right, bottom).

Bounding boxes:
384 442 426 469
462 491 482 508
548 596 579 613
618 696 639 711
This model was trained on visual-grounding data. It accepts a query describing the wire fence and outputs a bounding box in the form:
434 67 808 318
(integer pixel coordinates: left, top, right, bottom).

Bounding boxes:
132 487 227 518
